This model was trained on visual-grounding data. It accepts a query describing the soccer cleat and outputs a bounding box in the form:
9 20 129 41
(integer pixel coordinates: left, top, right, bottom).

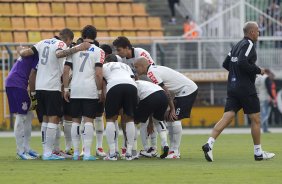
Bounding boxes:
42 154 65 160
121 147 126 159
83 155 97 161
202 143 213 162
16 152 35 160
53 150 72 159
79 148 85 157
96 148 107 157
254 151 275 161
160 146 169 159
132 153 139 160
166 151 180 159
103 153 118 161
72 155 80 161
140 147 158 158
125 153 133 161
27 150 40 158
65 148 74 156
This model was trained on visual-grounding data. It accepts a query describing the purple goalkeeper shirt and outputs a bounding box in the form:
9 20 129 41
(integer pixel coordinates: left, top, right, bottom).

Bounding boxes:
5 54 39 90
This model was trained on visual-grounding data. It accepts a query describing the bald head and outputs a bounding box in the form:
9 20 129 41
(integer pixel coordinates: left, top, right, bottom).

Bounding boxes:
243 21 259 42
134 57 150 76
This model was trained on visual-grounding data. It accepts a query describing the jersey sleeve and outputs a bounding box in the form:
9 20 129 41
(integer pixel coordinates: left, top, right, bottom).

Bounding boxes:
139 49 155 65
55 40 67 51
64 54 73 68
32 40 44 55
147 69 163 85
222 51 231 71
31 54 39 70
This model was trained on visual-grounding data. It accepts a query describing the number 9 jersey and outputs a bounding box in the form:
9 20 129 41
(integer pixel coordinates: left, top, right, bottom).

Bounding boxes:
32 37 67 91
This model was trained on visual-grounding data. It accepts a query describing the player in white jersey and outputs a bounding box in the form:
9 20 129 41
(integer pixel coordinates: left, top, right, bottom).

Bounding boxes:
113 36 158 157
134 57 198 159
19 28 91 160
135 80 170 159
102 54 137 161
63 25 105 161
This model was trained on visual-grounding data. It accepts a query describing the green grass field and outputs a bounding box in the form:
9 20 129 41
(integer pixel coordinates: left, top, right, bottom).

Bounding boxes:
0 133 281 184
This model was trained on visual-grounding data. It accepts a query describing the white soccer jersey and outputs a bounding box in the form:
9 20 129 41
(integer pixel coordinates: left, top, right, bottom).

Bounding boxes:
103 62 136 92
67 44 105 99
119 47 155 70
136 80 163 100
34 38 67 91
147 65 198 97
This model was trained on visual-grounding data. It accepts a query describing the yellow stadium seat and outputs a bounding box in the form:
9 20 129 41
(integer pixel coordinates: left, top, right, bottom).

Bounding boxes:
65 17 79 30
98 31 109 38
37 3 52 16
73 31 81 39
132 3 147 16
92 3 105 15
24 3 38 15
11 3 25 16
148 17 162 30
65 3 78 16
28 31 41 42
51 3 65 15
25 17 39 30
14 32 28 43
0 18 12 30
136 31 150 44
0 3 11 16
38 17 52 30
78 3 92 15
134 17 149 30
150 31 164 37
52 17 66 30
118 3 132 16
11 17 25 30
93 17 107 30
106 17 120 30
41 32 54 40
109 31 122 37
79 17 93 28
120 17 134 30
0 32 13 42
123 31 137 44
105 3 119 16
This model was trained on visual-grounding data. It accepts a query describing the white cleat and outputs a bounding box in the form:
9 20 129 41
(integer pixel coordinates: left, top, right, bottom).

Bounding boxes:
202 143 213 162
165 151 180 159
255 151 275 161
96 148 107 157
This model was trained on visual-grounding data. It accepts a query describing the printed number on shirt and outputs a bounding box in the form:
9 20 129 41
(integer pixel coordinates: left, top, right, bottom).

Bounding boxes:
41 46 50 65
79 52 89 72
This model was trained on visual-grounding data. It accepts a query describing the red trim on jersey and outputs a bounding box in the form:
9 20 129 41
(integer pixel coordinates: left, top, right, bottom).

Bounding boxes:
100 50 105 64
140 52 153 64
147 71 158 84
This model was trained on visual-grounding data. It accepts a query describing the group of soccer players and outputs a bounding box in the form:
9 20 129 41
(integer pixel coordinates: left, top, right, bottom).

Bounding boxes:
7 25 198 161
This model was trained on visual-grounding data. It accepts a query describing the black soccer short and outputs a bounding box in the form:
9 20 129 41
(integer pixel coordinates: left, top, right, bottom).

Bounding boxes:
105 84 137 119
63 98 72 116
224 94 260 114
174 89 198 119
70 98 99 119
96 102 104 114
36 90 63 117
135 90 168 123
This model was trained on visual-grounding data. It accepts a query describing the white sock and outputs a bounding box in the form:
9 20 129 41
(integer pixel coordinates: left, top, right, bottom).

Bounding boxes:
114 121 119 152
126 122 135 155
63 120 72 152
166 121 174 151
133 125 138 155
83 122 94 157
53 123 61 153
14 114 25 154
172 121 182 154
140 122 149 150
94 116 104 150
80 120 85 152
254 144 263 156
71 122 80 156
150 125 157 149
106 122 116 155
41 122 48 154
207 137 215 149
44 123 58 157
24 111 33 152
154 119 168 147
122 127 127 148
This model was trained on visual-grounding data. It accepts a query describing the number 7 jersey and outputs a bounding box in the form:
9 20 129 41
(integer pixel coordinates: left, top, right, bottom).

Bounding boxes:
66 44 105 99
33 37 67 91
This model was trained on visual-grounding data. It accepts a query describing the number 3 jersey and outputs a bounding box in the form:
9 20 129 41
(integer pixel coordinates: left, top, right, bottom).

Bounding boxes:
65 44 105 99
32 37 67 91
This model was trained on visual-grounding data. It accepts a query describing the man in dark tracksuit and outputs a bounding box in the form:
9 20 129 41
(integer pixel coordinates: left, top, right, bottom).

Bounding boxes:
202 21 275 162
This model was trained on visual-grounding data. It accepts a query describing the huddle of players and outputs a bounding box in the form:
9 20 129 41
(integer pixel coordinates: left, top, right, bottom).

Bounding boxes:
18 25 198 161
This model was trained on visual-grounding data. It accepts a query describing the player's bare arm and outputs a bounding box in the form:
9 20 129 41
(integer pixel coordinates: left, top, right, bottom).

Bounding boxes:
63 65 71 102
161 84 177 121
56 42 91 58
18 46 35 57
95 65 104 102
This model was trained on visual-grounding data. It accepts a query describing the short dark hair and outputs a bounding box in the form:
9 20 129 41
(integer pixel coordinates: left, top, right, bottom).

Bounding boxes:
94 40 99 47
59 28 74 41
76 37 84 44
81 25 97 40
100 44 112 55
104 54 118 63
113 36 132 49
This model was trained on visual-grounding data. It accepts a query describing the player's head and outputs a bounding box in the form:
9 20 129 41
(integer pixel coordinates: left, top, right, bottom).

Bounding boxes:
100 44 113 56
81 25 97 41
76 37 84 45
243 21 259 42
94 40 100 47
104 54 118 63
113 36 132 58
134 57 149 75
59 28 74 47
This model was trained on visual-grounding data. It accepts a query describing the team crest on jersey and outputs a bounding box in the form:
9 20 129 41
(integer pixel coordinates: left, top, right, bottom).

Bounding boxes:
147 71 158 84
58 42 65 48
22 102 28 111
88 47 95 52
